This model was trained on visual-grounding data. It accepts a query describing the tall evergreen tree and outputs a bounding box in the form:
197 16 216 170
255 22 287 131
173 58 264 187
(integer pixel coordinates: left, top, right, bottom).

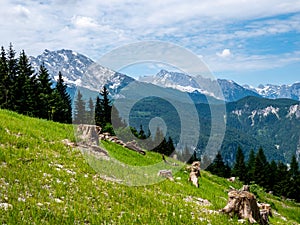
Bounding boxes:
73 90 86 124
100 86 111 125
206 151 230 178
87 97 94 124
253 147 270 190
246 149 256 183
289 155 299 178
6 43 18 110
0 46 8 108
15 50 36 115
273 162 289 197
95 96 103 126
95 86 112 130
287 155 300 201
138 125 147 139
37 64 53 119
52 72 72 123
232 146 247 183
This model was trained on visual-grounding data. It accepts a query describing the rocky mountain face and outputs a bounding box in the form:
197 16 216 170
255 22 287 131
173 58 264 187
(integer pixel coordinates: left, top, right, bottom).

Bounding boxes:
244 83 300 101
29 49 134 95
140 69 260 102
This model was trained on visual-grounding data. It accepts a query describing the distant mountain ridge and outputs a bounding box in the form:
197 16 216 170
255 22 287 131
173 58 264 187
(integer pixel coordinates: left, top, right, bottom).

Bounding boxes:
29 49 300 102
243 83 300 101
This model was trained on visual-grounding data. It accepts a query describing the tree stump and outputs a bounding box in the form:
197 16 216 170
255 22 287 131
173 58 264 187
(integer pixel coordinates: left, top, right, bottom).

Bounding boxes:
76 124 100 146
222 190 263 224
157 170 174 181
187 161 201 188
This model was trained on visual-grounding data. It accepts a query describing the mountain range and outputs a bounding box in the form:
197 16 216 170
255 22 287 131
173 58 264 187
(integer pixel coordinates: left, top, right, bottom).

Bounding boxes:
29 49 300 102
29 49 300 165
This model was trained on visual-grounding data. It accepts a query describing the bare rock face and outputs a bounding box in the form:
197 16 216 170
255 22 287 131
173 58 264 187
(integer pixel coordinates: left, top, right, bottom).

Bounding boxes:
187 161 201 188
76 124 100 146
222 190 271 224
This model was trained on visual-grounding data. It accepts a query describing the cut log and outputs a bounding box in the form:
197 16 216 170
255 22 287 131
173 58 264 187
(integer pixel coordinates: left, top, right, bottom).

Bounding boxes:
124 140 146 155
222 190 272 224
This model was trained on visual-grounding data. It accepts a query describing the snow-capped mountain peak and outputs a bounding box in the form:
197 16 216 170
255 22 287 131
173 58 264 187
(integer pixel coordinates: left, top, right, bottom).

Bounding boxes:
29 49 134 93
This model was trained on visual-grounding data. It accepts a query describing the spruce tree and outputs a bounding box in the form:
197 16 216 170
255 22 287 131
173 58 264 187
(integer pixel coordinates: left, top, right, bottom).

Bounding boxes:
206 151 229 178
253 147 270 190
95 96 103 126
73 90 86 124
0 46 8 108
95 86 112 131
246 149 256 183
52 72 72 123
138 125 147 139
273 162 289 197
232 146 247 183
100 86 111 125
6 43 18 110
37 64 53 119
15 50 36 115
87 97 94 124
287 155 300 201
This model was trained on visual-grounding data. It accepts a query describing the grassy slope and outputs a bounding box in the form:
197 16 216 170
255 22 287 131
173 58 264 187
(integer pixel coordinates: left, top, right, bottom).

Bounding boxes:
0 109 299 225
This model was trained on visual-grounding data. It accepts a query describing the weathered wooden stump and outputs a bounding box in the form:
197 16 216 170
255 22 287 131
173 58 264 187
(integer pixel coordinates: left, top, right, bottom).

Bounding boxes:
157 170 174 181
187 161 201 188
222 189 271 224
77 124 100 146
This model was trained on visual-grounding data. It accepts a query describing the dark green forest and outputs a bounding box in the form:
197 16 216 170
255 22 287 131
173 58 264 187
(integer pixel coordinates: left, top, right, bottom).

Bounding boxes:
206 147 300 202
0 44 72 123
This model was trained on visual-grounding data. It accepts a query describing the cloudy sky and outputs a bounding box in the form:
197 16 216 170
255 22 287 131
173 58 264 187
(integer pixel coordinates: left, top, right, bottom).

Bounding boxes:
1 0 300 86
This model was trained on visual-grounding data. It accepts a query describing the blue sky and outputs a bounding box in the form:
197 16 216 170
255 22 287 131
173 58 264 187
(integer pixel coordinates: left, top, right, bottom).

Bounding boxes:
0 0 299 86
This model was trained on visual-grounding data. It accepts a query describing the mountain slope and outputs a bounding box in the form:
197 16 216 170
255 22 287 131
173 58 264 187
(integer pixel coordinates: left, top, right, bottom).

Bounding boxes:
0 110 299 224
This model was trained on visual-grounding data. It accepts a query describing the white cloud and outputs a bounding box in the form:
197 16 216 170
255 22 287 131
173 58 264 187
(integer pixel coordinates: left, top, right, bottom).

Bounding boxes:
217 49 231 58
72 16 99 29
0 0 299 76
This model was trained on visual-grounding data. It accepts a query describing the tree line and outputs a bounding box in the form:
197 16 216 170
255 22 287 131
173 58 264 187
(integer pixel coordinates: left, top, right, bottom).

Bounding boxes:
206 147 300 202
73 86 176 156
0 44 72 123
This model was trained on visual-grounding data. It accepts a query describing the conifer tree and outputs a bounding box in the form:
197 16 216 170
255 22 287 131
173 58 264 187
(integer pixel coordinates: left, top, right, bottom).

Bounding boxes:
15 50 36 115
37 64 53 119
138 125 147 139
287 155 300 201
253 147 270 190
206 151 230 178
95 86 112 131
273 162 289 197
73 90 86 124
289 155 299 178
0 46 8 108
232 146 247 183
87 97 94 124
6 43 18 110
52 72 72 123
95 96 102 126
246 149 256 183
